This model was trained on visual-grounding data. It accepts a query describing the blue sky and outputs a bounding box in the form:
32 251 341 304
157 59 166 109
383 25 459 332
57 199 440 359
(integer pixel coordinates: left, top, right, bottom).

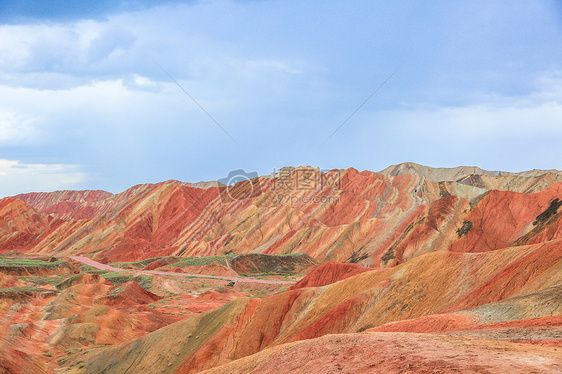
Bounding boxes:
1 0 562 197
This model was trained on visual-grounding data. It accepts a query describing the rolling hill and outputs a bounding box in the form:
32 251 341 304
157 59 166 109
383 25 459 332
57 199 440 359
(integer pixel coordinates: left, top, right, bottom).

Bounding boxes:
0 163 561 372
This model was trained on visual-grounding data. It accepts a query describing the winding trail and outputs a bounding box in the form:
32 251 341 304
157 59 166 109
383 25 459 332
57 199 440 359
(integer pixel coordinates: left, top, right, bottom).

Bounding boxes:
69 256 297 285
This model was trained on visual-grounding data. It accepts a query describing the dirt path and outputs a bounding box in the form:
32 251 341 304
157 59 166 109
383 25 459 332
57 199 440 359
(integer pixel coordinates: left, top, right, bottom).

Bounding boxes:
69 256 296 284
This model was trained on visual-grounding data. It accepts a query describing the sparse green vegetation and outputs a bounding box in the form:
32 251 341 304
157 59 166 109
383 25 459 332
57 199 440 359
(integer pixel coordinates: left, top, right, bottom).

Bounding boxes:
163 254 237 268
16 274 74 285
107 286 124 296
100 273 153 290
80 264 107 275
109 256 179 269
0 258 67 269
0 286 56 293
248 272 293 277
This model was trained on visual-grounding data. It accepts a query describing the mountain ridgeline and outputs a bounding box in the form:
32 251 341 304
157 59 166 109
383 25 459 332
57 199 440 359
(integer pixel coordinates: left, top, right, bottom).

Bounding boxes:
3 163 562 267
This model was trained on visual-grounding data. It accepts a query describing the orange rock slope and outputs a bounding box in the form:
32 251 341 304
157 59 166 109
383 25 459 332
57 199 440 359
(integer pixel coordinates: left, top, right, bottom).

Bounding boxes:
197 333 562 374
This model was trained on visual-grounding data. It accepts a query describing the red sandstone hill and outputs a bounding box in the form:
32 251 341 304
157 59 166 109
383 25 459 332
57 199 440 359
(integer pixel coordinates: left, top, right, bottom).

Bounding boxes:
3 165 562 267
13 190 114 220
0 198 63 253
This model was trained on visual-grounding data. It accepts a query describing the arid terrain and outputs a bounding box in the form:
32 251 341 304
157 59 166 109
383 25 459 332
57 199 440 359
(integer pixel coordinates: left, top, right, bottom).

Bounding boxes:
1 163 561 373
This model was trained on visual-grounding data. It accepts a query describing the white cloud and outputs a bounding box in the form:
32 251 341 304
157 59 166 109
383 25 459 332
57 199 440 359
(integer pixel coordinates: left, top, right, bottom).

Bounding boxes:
532 71 562 103
335 71 562 172
0 159 88 198
134 74 158 87
402 71 562 139
0 77 186 133
0 112 39 144
0 5 312 113
399 101 562 140
0 19 135 75
348 70 562 143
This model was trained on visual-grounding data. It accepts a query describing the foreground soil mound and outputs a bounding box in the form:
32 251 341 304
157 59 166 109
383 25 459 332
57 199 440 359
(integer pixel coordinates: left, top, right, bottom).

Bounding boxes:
96 281 161 306
199 332 562 374
228 253 318 275
0 270 178 370
56 273 112 290
61 240 562 373
289 261 372 289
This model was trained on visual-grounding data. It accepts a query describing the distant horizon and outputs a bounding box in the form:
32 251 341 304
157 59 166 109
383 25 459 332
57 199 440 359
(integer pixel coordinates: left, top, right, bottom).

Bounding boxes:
5 161 562 198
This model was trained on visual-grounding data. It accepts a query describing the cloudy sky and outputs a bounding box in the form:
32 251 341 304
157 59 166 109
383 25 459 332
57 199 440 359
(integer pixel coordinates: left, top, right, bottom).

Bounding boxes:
0 0 561 197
